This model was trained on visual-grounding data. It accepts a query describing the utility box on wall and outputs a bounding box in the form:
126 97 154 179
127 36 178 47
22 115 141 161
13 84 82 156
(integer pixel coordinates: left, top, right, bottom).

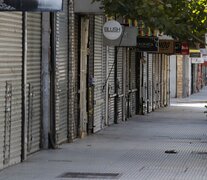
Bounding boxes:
74 0 104 14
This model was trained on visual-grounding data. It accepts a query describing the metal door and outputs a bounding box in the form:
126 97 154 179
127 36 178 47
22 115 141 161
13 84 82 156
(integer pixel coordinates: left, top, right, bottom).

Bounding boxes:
125 49 130 118
116 48 124 122
0 12 23 168
107 46 115 125
93 16 104 132
130 50 138 116
54 0 69 144
142 52 148 114
147 53 153 112
26 13 42 154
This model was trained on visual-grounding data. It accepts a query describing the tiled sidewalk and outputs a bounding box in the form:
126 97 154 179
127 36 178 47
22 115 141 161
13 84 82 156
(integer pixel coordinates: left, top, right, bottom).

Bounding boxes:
0 88 207 180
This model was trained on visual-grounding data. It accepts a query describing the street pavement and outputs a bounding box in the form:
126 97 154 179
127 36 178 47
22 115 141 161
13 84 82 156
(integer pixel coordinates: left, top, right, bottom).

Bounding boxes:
0 87 207 180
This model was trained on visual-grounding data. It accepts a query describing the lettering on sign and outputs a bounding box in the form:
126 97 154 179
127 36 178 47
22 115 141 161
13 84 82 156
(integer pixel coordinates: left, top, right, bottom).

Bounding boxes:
137 37 159 52
159 40 174 54
103 20 123 40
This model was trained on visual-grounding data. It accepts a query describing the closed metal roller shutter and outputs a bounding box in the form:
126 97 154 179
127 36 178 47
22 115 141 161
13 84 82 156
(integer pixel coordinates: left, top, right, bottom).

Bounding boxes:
147 53 153 112
154 54 160 109
0 12 22 168
73 14 79 139
125 49 130 118
142 52 148 114
116 48 124 122
0 83 5 169
54 0 69 144
160 54 164 107
26 13 42 154
130 50 137 116
94 16 104 132
108 46 115 125
158 54 161 108
152 54 156 110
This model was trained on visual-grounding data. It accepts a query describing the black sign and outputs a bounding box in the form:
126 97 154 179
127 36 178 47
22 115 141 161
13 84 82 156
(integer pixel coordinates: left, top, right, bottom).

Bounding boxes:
0 0 63 11
137 37 159 52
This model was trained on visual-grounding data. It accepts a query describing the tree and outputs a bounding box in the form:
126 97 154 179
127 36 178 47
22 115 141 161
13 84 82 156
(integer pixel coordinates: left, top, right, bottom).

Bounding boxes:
95 0 207 45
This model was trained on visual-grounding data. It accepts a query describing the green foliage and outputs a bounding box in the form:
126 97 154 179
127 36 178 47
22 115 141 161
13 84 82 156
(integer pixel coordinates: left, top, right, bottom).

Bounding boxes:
95 0 207 44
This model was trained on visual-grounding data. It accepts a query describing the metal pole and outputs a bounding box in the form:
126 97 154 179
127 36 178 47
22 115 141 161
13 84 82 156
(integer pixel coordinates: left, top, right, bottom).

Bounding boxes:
41 13 50 149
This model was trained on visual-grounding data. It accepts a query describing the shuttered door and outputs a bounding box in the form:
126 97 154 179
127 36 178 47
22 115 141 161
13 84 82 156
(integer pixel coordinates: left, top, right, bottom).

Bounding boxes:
0 12 22 168
117 48 124 122
155 54 160 109
108 46 115 125
0 83 5 169
142 52 148 114
125 49 130 118
148 53 153 112
159 55 162 107
26 13 41 154
160 54 164 107
94 16 104 132
55 0 69 144
130 50 137 116
152 54 156 110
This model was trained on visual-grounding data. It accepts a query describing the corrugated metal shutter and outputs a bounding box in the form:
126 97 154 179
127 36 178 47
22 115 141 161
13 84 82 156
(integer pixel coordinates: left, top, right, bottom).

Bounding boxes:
160 54 164 107
130 50 137 116
117 48 124 122
108 46 115 125
0 83 5 169
26 13 41 154
154 54 160 109
73 14 79 139
148 53 153 112
152 54 156 110
55 0 69 144
142 52 148 114
94 16 104 132
0 12 22 168
125 49 130 118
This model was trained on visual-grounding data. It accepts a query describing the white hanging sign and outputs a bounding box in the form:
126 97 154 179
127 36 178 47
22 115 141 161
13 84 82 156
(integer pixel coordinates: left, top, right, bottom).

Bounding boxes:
103 20 123 40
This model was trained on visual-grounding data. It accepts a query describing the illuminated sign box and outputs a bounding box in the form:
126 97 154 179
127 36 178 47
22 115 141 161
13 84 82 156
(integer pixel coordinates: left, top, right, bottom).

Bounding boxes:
0 0 63 11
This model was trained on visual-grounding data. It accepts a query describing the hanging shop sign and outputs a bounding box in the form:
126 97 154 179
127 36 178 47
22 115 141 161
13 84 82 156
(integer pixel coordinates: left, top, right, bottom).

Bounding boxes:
103 20 123 41
159 40 174 54
103 26 137 47
0 0 63 11
74 0 104 14
174 41 182 54
200 48 207 62
190 49 204 64
137 36 159 52
181 42 189 55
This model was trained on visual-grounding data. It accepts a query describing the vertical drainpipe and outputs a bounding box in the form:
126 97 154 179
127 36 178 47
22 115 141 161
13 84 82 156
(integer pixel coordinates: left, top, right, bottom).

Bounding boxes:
22 12 28 161
105 46 109 126
41 13 51 149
